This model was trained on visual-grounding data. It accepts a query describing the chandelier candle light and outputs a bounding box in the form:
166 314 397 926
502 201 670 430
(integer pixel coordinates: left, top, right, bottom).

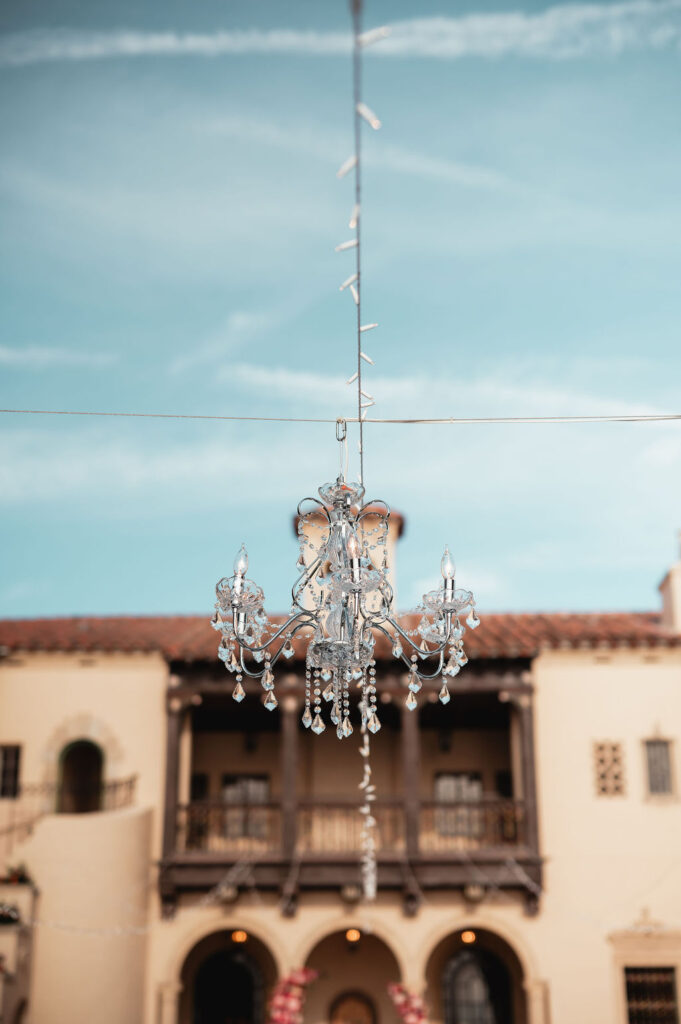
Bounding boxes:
211 0 478 901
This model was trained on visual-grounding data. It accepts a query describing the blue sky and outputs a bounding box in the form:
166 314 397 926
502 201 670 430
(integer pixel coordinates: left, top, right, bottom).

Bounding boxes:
1 0 681 618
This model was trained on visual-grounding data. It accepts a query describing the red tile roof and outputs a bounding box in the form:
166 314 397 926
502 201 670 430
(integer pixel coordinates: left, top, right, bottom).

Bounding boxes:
0 611 678 661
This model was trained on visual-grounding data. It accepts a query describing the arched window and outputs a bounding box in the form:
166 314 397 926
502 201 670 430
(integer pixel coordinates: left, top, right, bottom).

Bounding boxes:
57 740 103 813
443 949 512 1024
330 992 375 1024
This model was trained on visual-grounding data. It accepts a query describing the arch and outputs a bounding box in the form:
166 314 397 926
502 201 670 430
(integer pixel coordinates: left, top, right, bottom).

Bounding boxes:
426 927 527 1024
421 915 541 990
43 713 124 787
178 928 277 1024
57 739 103 813
164 915 287 990
304 929 401 1024
296 914 410 982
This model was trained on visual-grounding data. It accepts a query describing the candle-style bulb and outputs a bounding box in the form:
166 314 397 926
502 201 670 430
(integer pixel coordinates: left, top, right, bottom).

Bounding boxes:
233 543 249 577
347 533 361 561
440 546 455 581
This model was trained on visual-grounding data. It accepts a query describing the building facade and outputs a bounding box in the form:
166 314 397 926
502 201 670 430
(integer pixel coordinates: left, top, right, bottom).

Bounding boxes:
1 538 681 1024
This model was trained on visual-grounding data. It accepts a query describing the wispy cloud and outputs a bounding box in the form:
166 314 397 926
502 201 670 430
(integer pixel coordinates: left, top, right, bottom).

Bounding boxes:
0 426 324 506
169 312 273 374
2 2 680 69
201 114 512 192
380 2 681 60
218 361 666 419
0 345 116 369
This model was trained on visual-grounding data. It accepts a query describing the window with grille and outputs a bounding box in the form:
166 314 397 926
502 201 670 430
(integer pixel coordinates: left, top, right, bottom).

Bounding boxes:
645 740 674 796
0 745 21 799
221 774 269 839
434 772 483 838
594 741 625 796
625 967 679 1024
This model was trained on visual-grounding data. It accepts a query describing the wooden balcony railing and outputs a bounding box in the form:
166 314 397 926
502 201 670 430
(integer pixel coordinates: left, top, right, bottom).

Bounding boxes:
174 797 527 856
420 799 526 852
176 801 282 855
297 800 404 854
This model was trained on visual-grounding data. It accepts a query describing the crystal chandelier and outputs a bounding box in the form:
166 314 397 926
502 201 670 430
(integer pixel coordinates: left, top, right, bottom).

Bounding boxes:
212 421 479 737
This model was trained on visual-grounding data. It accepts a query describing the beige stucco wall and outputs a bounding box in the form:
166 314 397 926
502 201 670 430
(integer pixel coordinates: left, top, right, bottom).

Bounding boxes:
3 641 681 1024
23 806 153 1024
0 651 168 855
526 646 681 1024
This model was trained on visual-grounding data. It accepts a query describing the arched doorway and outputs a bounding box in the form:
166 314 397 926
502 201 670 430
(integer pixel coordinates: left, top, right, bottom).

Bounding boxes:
179 930 277 1024
304 929 401 1024
57 739 103 813
425 928 527 1024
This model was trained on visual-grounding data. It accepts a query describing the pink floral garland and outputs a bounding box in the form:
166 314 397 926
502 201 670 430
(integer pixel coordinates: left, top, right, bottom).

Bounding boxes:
268 968 318 1024
387 982 427 1024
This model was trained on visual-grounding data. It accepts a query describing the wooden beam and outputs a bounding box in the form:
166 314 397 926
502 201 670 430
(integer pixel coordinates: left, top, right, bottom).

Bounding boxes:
162 705 182 861
401 700 421 860
280 695 298 862
168 669 532 698
516 695 541 857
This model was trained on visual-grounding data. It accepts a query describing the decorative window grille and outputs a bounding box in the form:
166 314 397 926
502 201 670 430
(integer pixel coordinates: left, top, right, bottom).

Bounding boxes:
625 967 679 1024
594 741 625 796
645 740 674 796
0 745 21 799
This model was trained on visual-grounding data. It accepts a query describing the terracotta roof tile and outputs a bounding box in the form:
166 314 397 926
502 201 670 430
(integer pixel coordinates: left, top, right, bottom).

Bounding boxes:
0 611 678 662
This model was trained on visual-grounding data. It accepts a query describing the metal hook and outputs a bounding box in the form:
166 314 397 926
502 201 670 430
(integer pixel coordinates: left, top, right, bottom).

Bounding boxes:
336 418 347 443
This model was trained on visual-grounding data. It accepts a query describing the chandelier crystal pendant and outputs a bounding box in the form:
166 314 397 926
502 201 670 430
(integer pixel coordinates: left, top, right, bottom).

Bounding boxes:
212 428 479 737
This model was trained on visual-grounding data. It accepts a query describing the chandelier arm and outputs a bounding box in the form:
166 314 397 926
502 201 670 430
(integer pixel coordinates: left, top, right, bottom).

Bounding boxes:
357 499 391 522
296 497 332 522
236 611 315 659
412 653 446 680
290 554 325 610
387 617 450 661
371 623 414 671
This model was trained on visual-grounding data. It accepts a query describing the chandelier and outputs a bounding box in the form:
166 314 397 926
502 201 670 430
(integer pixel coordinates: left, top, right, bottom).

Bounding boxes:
212 419 479 737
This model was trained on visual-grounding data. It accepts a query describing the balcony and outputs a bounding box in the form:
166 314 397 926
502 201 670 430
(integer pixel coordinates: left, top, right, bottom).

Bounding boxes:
175 797 526 857
0 776 137 864
160 668 542 913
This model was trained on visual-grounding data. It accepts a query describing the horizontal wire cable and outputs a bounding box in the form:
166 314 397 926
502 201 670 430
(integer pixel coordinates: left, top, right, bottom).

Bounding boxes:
0 408 680 425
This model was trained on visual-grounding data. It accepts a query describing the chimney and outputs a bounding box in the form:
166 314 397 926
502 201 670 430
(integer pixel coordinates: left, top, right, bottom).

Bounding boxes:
659 532 681 633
